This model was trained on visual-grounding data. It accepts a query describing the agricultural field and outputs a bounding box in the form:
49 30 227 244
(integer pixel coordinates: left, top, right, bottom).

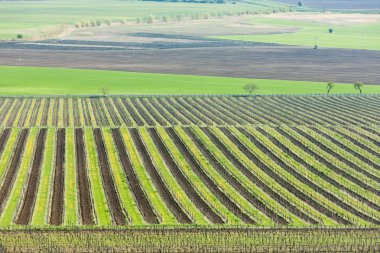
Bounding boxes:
0 95 380 229
0 0 289 40
1 66 380 95
215 13 380 50
1 0 380 251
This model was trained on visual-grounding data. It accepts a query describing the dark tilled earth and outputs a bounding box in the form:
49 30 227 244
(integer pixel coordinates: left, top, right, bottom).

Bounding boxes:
1 38 380 84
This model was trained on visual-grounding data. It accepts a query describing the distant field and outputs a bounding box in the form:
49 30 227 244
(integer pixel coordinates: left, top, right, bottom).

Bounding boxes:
0 0 288 40
216 13 380 51
275 0 380 12
1 66 379 95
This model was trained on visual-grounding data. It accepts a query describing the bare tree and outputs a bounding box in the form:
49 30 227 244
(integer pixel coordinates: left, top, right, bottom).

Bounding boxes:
327 81 334 94
354 82 364 94
100 87 110 97
243 83 258 94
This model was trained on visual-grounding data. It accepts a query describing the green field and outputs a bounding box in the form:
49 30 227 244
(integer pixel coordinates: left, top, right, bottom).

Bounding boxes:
215 15 380 50
0 66 379 95
1 95 380 230
0 0 288 40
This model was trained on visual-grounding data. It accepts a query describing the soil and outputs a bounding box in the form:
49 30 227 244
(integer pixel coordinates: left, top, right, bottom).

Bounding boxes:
50 128 66 225
75 128 95 225
93 128 127 225
1 45 379 84
16 129 47 225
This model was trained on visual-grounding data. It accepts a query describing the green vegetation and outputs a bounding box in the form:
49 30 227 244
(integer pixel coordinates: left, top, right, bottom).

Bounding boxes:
0 0 288 40
215 15 380 50
64 128 78 225
0 128 38 226
102 128 145 225
0 95 379 229
0 228 379 252
85 128 112 226
121 127 178 224
32 129 55 225
0 66 379 95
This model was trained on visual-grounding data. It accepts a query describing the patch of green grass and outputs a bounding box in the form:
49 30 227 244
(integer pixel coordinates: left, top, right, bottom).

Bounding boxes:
64 128 78 225
215 15 380 51
0 66 379 95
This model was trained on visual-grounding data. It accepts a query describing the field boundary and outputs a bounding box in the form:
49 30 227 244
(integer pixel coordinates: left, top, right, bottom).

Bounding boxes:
0 93 379 99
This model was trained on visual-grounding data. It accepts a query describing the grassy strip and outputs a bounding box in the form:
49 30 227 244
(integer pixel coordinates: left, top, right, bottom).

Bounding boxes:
0 128 38 226
68 98 73 127
2 66 380 95
47 99 55 127
31 128 55 225
106 98 124 126
120 127 176 224
0 129 20 180
64 128 78 225
85 99 97 127
140 127 207 224
99 99 114 127
58 98 64 128
84 128 112 226
76 98 86 127
35 99 45 127
1 100 17 128
24 99 36 128
12 99 27 127
102 128 144 225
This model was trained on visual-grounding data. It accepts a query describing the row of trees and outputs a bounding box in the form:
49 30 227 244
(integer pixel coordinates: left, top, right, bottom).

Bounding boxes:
243 82 366 95
327 81 365 94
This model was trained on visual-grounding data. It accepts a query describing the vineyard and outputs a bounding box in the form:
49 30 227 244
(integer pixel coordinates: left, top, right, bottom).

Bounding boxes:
0 95 380 228
1 95 380 127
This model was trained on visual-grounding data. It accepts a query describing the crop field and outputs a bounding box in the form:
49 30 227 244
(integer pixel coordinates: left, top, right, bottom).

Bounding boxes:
3 66 380 95
1 95 380 127
0 0 289 40
216 13 380 50
0 95 379 230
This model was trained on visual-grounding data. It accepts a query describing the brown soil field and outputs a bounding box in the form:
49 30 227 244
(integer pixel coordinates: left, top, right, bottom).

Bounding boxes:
50 129 66 225
1 45 379 84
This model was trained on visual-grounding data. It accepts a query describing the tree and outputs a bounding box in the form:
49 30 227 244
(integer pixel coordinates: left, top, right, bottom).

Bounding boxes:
244 83 258 94
354 82 364 94
100 87 110 97
327 81 334 94
297 1 303 7
328 28 334 34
